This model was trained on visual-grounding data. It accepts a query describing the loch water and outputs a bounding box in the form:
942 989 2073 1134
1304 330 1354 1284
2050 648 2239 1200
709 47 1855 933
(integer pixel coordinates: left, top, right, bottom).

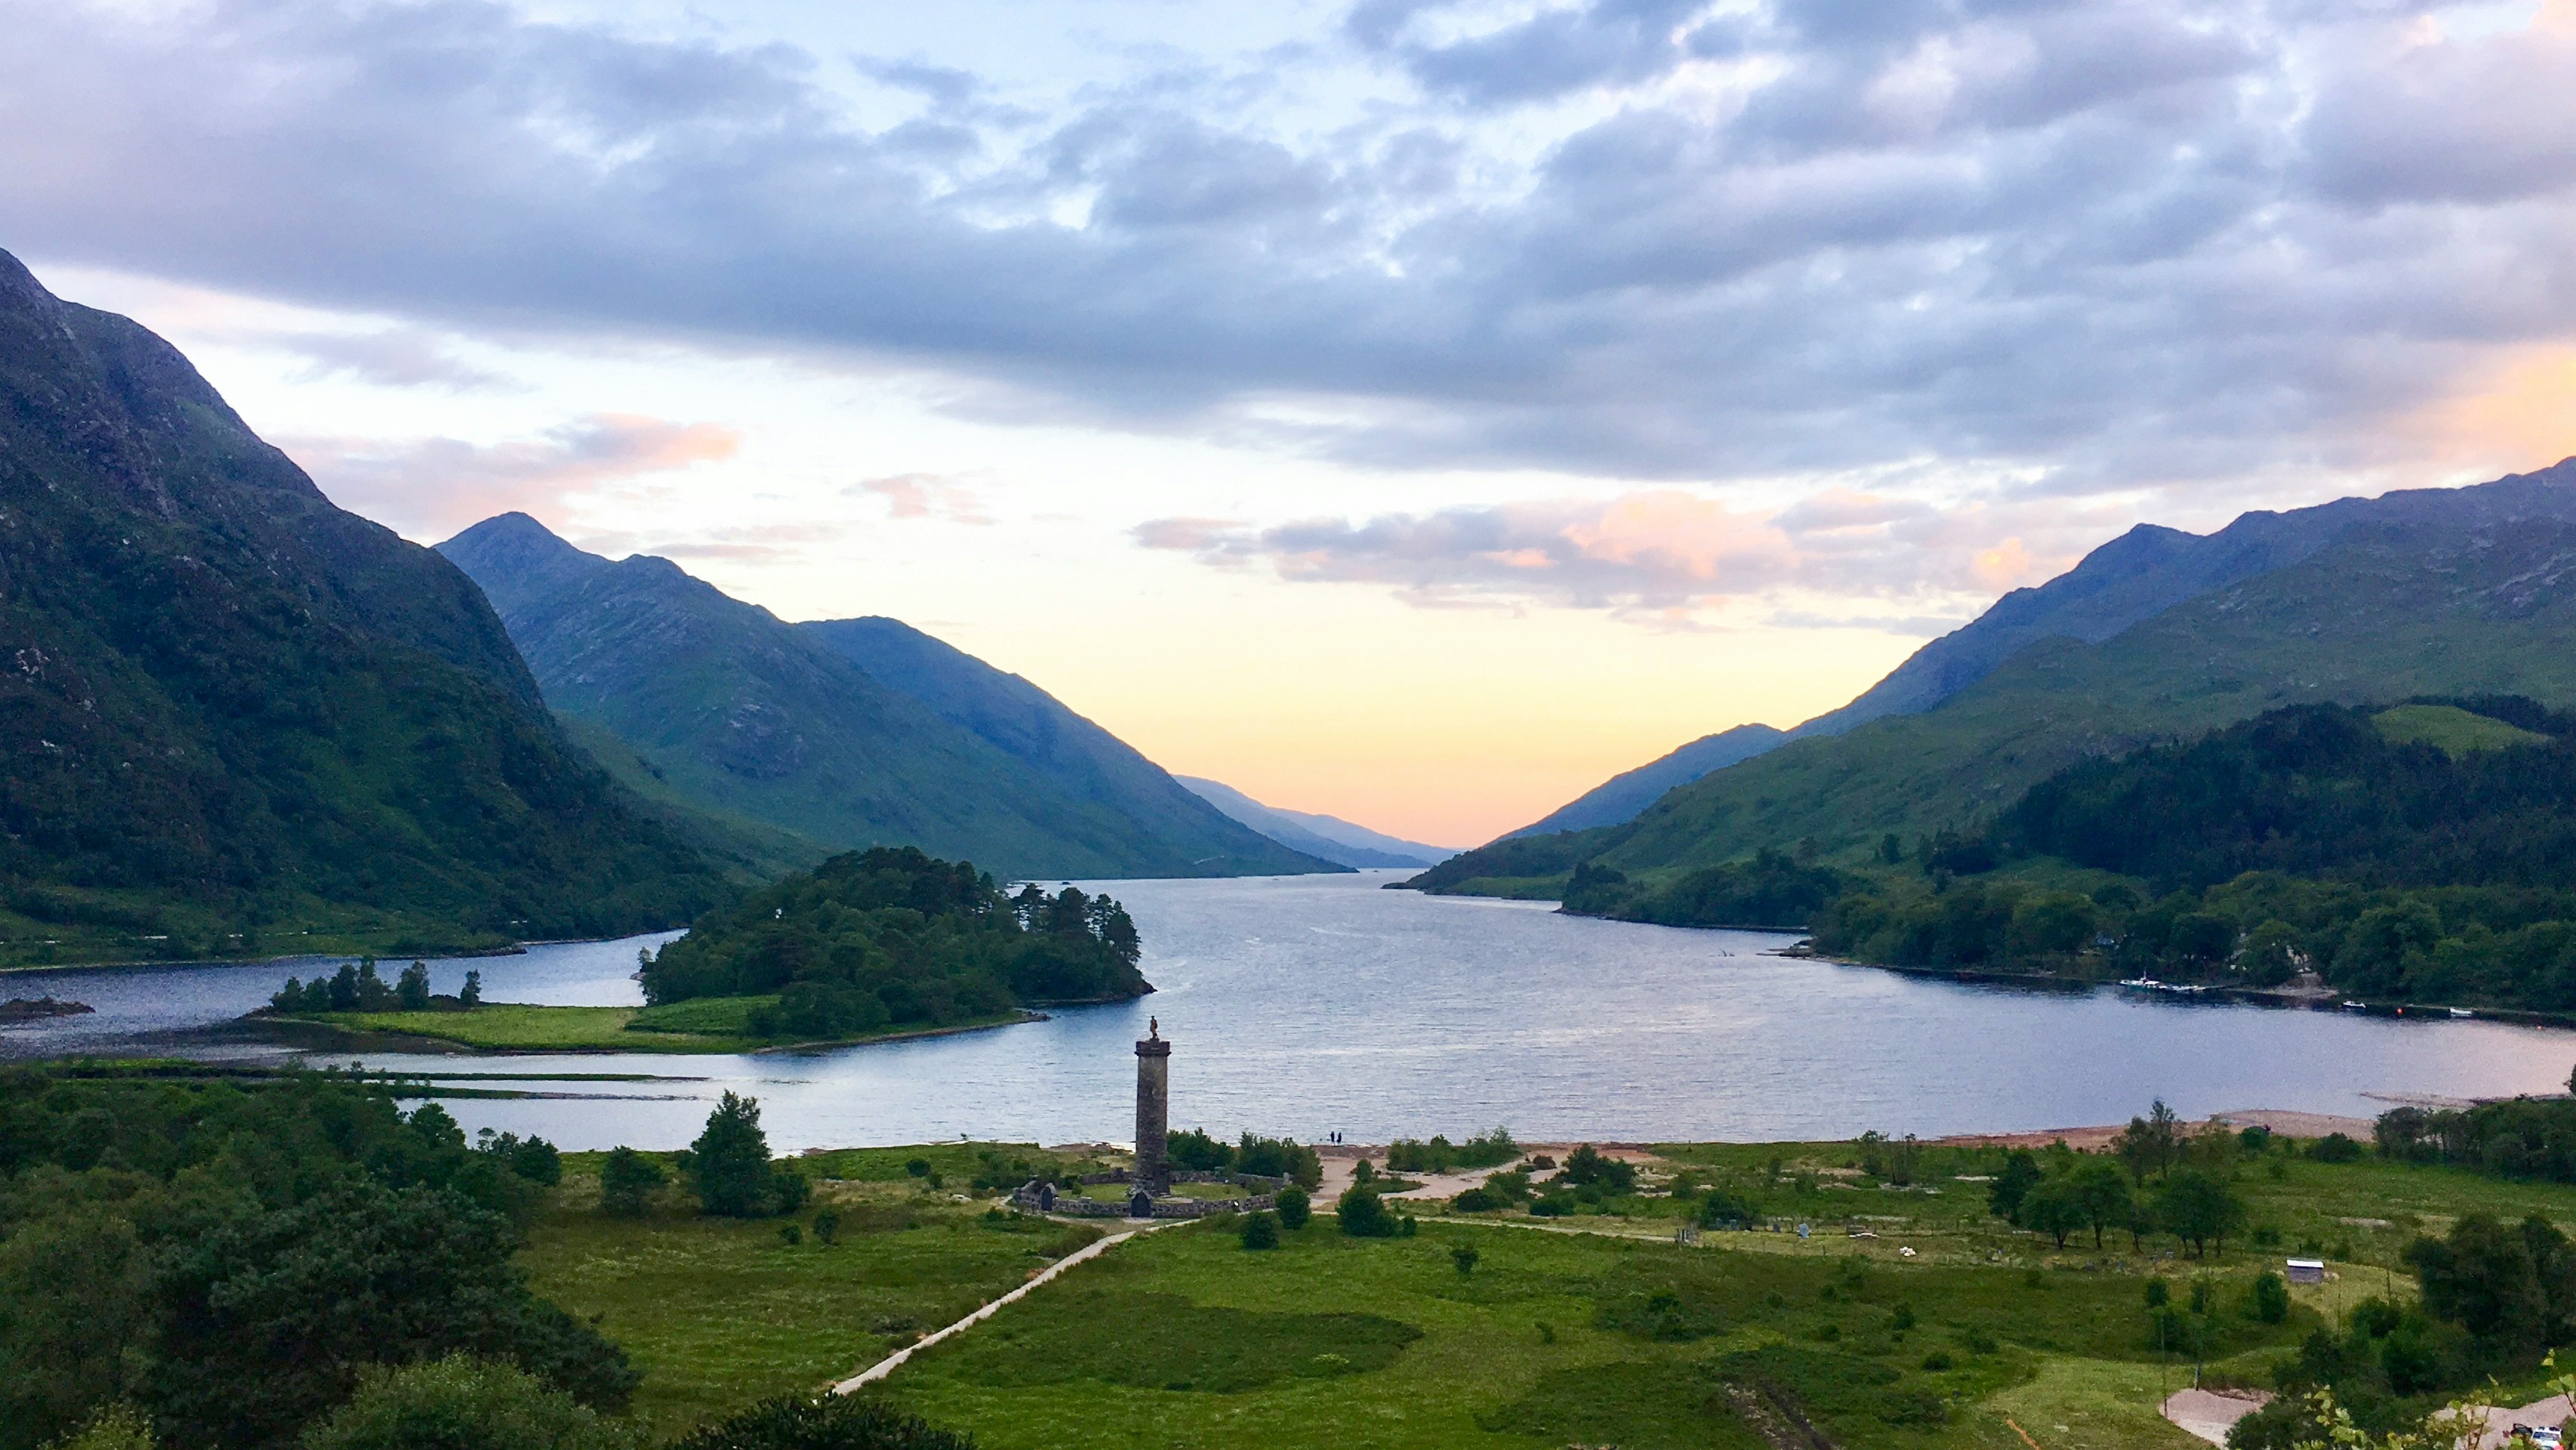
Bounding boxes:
8 870 2572 1151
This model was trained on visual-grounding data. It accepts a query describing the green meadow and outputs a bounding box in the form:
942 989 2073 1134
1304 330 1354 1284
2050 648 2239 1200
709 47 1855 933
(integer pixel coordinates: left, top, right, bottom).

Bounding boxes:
504 1135 2576 1448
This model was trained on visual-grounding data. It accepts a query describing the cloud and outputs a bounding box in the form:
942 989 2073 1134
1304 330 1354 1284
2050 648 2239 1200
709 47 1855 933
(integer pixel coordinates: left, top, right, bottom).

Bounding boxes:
1135 486 2122 621
5 0 2576 491
851 472 996 525
284 414 741 538
260 326 516 391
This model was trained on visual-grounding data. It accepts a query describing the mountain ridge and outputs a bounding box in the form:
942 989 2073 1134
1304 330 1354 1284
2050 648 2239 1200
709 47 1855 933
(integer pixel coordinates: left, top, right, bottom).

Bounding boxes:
0 250 726 960
1172 776 1454 868
441 514 1333 881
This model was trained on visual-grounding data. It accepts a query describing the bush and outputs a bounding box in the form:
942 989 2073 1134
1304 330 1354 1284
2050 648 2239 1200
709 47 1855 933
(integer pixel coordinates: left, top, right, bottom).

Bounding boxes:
2310 1133 2364 1163
812 1211 841 1246
1558 1146 1637 1195
1450 1187 1498 1213
667 1394 976 1450
1336 1185 1397 1238
599 1149 665 1218
1450 1245 1479 1276
1238 1211 1279 1251
49 1407 154 1450
1273 1188 1311 1232
300 1355 637 1450
2248 1271 2291 1324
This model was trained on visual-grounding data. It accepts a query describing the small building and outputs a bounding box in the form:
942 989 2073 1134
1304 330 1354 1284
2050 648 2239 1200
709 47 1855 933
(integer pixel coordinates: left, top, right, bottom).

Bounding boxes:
2286 1258 2325 1285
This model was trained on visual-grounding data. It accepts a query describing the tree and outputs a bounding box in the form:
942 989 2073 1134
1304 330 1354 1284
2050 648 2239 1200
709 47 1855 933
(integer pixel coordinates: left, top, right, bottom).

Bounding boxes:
2403 1213 2562 1347
0 1195 152 1450
1274 1188 1311 1232
2020 1177 2085 1249
459 971 482 1008
599 1149 665 1218
2115 1100 2184 1183
1451 1244 1480 1276
396 962 432 1012
2239 921 2303 986
1336 1185 1396 1238
2249 1271 2291 1324
667 1394 975 1450
300 1356 639 1450
1238 1211 1278 1251
140 1180 636 1450
2154 1168 2245 1257
2066 1159 2134 1250
686 1094 806 1218
1989 1149 2043 1222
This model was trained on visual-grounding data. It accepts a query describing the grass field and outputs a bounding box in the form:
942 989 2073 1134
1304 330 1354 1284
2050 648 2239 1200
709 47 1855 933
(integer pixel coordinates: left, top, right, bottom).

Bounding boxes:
290 1001 1033 1054
512 1135 2576 1447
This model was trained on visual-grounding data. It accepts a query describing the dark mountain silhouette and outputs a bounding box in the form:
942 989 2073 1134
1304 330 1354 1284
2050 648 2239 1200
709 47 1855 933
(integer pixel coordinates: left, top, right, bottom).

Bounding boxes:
0 250 726 961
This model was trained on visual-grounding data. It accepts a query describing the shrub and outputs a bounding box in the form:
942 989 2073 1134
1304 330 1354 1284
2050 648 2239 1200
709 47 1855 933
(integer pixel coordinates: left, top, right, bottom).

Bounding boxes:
778 1225 803 1247
300 1355 637 1450
2248 1270 2291 1324
2310 1133 2364 1163
1273 1188 1311 1232
666 1394 975 1450
812 1211 841 1246
1238 1211 1279 1251
1336 1185 1397 1238
1450 1245 1479 1276
599 1148 665 1218
1558 1146 1637 1194
49 1407 154 1450
1450 1187 1498 1213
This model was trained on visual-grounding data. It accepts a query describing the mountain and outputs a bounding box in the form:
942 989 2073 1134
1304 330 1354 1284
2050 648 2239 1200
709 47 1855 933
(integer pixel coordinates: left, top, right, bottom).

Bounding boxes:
1493 461 2576 841
439 515 1333 880
1414 466 2576 897
1789 461 2576 740
1172 777 1455 868
1505 724 1786 838
793 616 1335 875
0 250 727 961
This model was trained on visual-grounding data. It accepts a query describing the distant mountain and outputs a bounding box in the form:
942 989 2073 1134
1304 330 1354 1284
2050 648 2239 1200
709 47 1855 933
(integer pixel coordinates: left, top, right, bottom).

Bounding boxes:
440 515 1333 880
1505 725 1786 838
1792 461 2576 740
1174 778 1455 868
1415 463 2576 896
1490 461 2576 843
0 251 728 962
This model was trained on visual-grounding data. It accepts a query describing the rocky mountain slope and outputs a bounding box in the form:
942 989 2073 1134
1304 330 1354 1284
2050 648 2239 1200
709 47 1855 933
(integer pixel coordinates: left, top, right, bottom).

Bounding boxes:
0 251 726 961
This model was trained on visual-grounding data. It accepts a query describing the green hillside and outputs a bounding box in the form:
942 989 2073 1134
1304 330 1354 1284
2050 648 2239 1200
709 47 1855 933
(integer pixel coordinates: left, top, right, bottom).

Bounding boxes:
1425 520 2576 898
0 250 727 964
440 514 1332 881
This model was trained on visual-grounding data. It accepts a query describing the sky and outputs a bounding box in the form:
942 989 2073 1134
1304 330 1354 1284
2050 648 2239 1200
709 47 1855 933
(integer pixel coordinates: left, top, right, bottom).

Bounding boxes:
7 0 2576 847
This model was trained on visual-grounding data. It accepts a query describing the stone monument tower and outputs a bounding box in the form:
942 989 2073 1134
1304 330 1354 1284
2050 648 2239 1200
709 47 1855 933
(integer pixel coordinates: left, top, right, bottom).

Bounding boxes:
1134 1017 1171 1195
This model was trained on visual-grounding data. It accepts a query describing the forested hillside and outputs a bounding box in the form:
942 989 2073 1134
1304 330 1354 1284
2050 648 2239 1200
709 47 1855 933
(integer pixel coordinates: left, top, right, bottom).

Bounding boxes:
442 514 1330 881
0 251 725 962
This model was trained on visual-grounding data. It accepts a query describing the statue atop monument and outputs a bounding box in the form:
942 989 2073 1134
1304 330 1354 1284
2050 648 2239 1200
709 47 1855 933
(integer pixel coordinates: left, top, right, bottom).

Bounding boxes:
1134 1020 1172 1195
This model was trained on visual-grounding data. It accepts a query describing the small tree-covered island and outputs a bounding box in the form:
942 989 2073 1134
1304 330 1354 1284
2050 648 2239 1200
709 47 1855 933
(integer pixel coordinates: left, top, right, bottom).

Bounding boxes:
254 848 1150 1053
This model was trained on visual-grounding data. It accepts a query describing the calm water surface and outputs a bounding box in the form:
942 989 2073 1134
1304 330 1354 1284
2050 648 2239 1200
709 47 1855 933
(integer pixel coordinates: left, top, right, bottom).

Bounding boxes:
8 872 2571 1149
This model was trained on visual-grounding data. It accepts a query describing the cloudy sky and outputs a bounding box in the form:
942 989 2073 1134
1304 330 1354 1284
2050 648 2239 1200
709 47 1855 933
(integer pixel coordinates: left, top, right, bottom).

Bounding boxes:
8 0 2575 844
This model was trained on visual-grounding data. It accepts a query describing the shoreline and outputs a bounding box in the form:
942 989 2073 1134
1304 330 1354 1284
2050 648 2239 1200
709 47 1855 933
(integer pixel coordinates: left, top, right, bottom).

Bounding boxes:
219 1005 1050 1058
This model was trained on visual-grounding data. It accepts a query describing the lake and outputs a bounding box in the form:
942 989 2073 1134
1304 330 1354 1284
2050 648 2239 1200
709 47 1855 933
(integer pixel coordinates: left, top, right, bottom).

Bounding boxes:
8 870 2572 1150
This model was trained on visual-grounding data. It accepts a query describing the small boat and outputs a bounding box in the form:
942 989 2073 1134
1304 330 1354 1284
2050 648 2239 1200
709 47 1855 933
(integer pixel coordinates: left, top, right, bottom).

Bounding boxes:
2450 1007 2475 1019
2342 1000 2368 1010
